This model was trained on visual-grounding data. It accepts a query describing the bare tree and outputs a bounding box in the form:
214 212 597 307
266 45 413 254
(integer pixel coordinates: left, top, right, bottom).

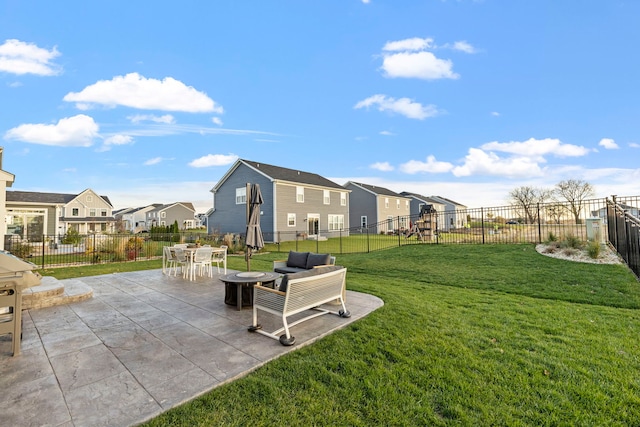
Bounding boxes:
554 179 595 224
508 186 552 224
545 203 568 224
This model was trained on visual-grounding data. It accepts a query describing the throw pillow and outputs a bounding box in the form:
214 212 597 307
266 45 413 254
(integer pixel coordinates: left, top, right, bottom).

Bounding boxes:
305 252 331 269
286 251 309 268
278 265 343 292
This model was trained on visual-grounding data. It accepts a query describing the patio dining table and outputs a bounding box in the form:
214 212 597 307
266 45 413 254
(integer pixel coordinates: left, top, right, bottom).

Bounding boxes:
163 246 227 280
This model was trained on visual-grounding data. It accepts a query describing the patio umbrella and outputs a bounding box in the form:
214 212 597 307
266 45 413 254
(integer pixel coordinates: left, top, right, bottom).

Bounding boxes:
245 183 264 271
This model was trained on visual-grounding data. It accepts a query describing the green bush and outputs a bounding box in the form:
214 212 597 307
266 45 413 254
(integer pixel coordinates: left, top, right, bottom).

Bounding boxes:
546 232 558 243
561 234 583 249
61 228 82 245
587 241 601 259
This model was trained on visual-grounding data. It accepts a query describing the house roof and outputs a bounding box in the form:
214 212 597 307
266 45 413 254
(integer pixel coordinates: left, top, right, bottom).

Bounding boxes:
213 159 346 192
6 190 113 207
400 191 444 205
346 181 406 198
148 202 195 213
430 195 467 208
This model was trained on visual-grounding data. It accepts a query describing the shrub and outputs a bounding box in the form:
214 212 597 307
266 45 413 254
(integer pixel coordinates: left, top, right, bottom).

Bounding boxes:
546 232 558 243
587 241 601 259
9 240 32 259
61 228 82 245
561 234 583 250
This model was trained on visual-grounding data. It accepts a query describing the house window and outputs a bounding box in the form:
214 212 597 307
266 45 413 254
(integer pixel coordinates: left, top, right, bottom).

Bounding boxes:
160 221 166 226
340 193 346 206
287 213 296 227
361 216 367 228
101 209 107 217
397 200 400 209
100 223 107 232
323 190 330 205
406 200 410 210
328 214 344 231
72 208 79 216
399 216 408 229
236 187 246 204
387 216 394 232
385 198 389 208
296 186 304 203
89 208 96 217
161 212 166 218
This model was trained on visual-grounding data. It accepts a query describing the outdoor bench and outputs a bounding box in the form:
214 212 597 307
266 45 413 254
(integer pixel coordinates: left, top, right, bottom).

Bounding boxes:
248 265 350 346
273 250 335 274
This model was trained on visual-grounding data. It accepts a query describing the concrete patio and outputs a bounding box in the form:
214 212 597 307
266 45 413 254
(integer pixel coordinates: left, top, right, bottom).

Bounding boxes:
0 269 383 427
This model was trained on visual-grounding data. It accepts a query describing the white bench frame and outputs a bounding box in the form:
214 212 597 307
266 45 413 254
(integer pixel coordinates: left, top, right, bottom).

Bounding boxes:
249 267 350 346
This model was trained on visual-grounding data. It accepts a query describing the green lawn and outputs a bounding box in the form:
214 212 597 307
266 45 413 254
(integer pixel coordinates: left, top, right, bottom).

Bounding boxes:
42 244 640 425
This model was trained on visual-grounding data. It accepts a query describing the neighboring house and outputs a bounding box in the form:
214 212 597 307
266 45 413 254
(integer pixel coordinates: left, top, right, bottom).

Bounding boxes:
145 202 196 230
428 195 468 231
5 188 115 240
196 210 212 229
591 204 640 224
0 148 16 250
115 204 160 233
399 192 446 219
344 181 411 234
208 159 350 242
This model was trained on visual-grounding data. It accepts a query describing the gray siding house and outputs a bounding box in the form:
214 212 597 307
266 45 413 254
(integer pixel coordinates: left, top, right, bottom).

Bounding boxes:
115 204 160 233
146 202 196 230
344 181 411 234
208 159 350 242
428 195 468 231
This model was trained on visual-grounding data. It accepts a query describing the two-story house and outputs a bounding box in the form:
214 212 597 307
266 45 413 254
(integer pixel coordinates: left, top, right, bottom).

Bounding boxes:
115 204 161 233
344 181 411 234
428 195 468 231
6 188 115 240
208 159 350 242
145 202 196 230
0 148 16 250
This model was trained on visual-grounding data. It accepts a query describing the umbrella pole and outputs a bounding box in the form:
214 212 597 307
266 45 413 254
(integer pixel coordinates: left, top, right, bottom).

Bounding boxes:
246 183 251 271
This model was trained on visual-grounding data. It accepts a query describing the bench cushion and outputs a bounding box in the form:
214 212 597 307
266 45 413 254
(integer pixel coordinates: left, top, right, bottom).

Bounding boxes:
278 265 343 292
305 252 331 269
286 251 309 269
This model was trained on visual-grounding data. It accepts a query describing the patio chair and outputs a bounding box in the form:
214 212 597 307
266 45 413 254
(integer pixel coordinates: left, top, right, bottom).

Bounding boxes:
163 246 177 275
172 247 190 278
212 245 227 274
191 247 214 279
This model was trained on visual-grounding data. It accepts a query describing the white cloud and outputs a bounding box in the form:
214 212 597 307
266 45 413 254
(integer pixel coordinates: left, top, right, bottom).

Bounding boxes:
452 148 544 178
96 134 134 152
144 157 163 166
370 162 394 172
383 37 434 52
8 81 22 87
381 51 458 80
450 40 476 53
0 39 61 76
354 94 441 120
212 117 223 126
362 0 371 3
63 73 222 113
379 130 394 136
491 111 500 117
188 153 238 168
598 138 619 150
128 114 175 124
480 137 590 159
630 142 640 148
4 114 98 146
400 155 454 174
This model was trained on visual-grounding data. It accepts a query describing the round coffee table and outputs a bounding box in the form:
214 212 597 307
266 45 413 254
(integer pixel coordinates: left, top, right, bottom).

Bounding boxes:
219 271 281 310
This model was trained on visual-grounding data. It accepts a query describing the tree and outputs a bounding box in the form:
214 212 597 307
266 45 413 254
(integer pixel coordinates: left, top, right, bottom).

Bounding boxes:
545 203 568 224
508 186 552 224
554 179 595 224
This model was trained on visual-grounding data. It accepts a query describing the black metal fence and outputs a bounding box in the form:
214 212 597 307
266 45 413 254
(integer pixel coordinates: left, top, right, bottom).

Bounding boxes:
5 196 639 277
607 196 640 278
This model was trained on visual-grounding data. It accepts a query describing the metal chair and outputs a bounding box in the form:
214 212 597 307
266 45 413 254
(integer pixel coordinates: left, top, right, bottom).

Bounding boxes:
212 245 227 274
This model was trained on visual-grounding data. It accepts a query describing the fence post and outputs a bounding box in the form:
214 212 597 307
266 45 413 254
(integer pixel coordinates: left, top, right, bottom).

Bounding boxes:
537 203 542 244
41 235 45 269
339 229 343 254
398 216 401 247
481 207 485 245
366 227 370 253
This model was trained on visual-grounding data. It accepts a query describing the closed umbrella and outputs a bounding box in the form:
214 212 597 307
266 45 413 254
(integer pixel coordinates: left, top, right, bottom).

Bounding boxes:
245 183 264 271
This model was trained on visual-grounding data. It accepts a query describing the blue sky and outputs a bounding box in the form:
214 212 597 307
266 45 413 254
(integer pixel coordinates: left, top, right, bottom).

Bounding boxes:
1 0 639 213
